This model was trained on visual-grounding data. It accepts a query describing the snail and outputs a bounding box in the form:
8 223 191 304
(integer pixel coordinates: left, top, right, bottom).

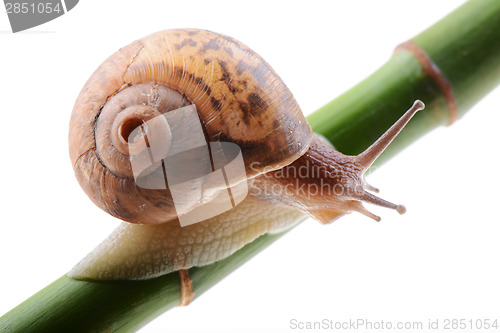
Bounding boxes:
68 29 424 283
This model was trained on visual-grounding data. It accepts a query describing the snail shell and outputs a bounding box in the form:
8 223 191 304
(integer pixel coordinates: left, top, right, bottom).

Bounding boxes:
69 28 312 225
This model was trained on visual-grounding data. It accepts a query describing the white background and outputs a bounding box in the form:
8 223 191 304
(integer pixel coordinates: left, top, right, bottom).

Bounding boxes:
1 1 499 332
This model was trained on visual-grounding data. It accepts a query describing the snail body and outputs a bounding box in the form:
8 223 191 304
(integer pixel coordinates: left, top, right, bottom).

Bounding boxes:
69 29 423 280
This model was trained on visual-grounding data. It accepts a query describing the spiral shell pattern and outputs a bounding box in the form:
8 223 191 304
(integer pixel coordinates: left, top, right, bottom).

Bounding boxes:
69 29 312 224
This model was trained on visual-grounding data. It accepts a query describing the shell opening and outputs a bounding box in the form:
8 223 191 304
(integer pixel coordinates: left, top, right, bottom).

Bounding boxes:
119 117 145 145
95 83 190 178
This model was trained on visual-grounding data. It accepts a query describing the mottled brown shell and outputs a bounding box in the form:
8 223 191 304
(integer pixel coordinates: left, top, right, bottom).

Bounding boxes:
69 29 312 224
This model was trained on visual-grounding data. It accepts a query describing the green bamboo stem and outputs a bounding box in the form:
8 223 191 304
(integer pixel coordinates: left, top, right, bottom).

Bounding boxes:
2 0 500 332
309 0 500 164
